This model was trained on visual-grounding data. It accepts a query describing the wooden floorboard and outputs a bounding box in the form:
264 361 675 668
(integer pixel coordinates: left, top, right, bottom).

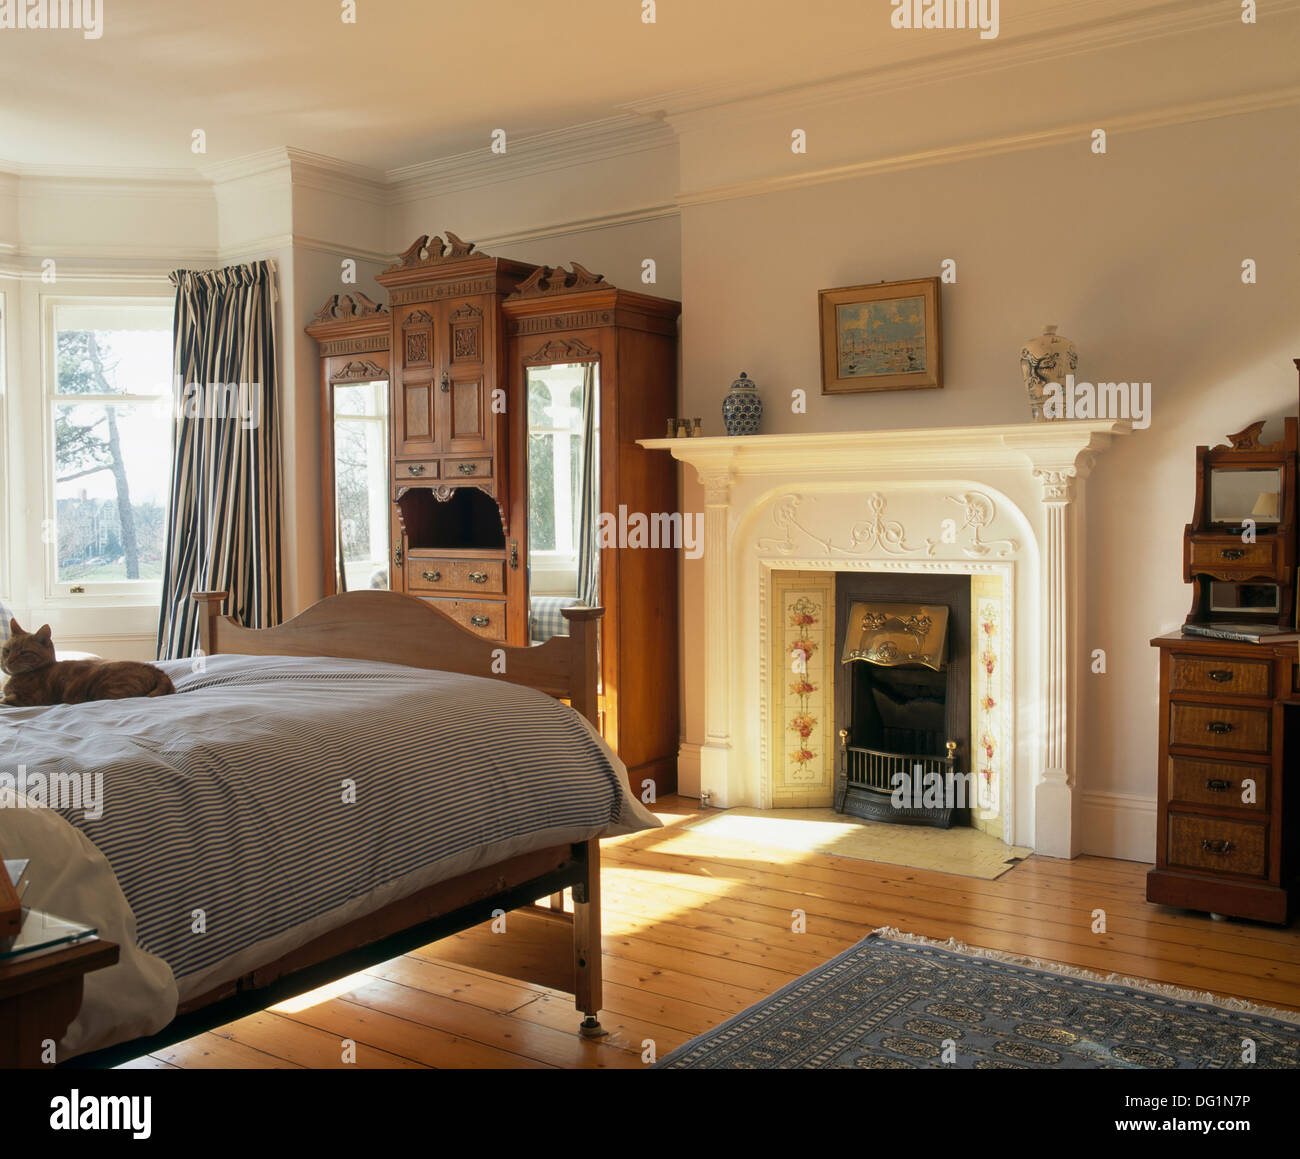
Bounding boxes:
133 796 1300 1069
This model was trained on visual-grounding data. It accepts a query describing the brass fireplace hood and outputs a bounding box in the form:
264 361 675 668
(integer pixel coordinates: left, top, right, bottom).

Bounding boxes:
841 602 949 671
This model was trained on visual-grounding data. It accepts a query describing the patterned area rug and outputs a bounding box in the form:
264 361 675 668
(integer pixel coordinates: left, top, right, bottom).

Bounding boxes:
656 930 1300 1069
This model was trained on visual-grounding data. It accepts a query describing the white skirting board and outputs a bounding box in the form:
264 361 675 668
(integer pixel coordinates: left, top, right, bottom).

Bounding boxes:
1081 790 1157 863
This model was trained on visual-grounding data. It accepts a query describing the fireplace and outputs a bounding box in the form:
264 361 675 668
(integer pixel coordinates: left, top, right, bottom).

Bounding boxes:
642 420 1132 857
834 576 971 828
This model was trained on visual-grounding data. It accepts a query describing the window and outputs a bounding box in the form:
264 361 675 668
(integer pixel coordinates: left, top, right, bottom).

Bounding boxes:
45 299 174 597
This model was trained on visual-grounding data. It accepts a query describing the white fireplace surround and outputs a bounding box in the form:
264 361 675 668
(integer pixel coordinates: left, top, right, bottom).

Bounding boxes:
642 421 1132 859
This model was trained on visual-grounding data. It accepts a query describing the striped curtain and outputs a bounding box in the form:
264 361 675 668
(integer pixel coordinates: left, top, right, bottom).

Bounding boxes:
156 262 282 659
575 362 600 609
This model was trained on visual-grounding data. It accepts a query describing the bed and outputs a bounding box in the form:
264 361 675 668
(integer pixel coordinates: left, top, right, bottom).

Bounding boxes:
0 589 659 1065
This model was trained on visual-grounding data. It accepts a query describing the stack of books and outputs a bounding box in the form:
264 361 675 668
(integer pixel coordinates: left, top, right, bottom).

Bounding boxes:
1182 622 1300 644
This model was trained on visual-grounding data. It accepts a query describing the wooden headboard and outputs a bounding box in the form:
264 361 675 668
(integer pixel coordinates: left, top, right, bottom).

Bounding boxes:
191 591 602 724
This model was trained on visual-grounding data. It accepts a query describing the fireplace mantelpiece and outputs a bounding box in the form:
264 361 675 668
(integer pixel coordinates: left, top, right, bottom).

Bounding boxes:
642 421 1132 858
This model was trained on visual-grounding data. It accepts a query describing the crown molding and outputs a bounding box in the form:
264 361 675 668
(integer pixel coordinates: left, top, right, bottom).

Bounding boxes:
202 147 390 206
628 0 1300 130
384 115 676 204
676 84 1300 207
198 147 292 186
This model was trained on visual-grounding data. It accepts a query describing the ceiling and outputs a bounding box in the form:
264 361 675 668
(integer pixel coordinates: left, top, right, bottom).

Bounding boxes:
0 0 1249 174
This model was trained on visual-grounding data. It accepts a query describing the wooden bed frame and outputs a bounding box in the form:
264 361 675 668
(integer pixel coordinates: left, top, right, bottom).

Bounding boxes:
73 589 609 1065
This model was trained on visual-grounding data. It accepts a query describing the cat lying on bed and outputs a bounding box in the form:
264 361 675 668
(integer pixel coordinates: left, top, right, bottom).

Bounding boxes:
1 619 175 707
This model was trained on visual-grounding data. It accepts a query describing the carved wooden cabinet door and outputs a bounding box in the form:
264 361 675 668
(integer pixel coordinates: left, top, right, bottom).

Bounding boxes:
441 295 494 458
393 303 439 458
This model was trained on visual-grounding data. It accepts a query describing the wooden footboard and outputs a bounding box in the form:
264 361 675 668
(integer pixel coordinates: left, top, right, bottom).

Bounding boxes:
65 591 610 1064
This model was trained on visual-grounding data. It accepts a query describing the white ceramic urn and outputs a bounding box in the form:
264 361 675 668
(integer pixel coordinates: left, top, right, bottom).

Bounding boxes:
1019 324 1078 421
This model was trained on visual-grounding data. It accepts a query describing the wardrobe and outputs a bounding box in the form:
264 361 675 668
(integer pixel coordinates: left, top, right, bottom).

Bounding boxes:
307 234 682 795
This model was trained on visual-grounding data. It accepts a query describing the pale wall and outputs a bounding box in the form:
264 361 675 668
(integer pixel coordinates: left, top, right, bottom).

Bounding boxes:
675 106 1300 859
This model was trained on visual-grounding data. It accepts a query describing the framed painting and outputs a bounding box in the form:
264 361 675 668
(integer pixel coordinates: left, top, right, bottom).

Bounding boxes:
819 277 943 394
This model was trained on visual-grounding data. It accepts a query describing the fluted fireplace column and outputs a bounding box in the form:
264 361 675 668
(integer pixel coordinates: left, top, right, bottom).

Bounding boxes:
698 468 736 807
1031 462 1092 858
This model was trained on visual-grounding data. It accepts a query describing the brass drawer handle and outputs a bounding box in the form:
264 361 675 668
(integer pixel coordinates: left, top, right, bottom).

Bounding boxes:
1207 669 1234 682
1220 548 1246 560
457 462 477 475
470 614 490 627
440 371 451 393
1200 838 1234 854
422 570 442 582
407 464 426 476
1205 778 1231 792
468 571 488 584
1205 721 1234 734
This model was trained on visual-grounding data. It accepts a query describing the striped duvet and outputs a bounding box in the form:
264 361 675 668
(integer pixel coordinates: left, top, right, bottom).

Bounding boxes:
0 654 657 1050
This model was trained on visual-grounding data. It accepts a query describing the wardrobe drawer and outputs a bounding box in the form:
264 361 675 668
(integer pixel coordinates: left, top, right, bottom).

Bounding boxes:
407 558 504 594
1168 702 1270 754
1187 535 1279 577
420 597 506 641
444 457 492 481
1167 756 1268 813
1169 654 1271 699
1167 814 1267 879
395 459 439 482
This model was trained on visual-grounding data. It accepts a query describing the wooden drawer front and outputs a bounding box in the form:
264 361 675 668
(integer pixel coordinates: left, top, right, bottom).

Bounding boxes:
1169 702 1270 753
1169 654 1271 698
407 558 504 594
1168 814 1267 878
444 457 492 481
1188 536 1278 576
421 597 506 641
395 459 439 482
1167 756 1268 813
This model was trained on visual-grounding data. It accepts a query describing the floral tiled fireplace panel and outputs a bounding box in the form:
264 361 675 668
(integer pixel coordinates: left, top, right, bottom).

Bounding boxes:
769 569 1006 836
770 573 836 808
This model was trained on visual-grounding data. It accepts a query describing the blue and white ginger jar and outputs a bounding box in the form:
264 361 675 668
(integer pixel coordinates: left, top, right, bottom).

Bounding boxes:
722 371 762 436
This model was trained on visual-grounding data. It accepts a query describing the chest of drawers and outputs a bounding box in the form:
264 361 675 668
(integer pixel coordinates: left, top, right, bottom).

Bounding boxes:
1147 634 1299 923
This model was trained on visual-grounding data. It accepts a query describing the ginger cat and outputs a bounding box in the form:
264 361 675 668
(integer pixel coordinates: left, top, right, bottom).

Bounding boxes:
1 619 175 707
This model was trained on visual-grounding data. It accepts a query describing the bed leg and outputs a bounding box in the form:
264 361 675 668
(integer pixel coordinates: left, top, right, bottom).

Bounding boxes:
573 838 605 1038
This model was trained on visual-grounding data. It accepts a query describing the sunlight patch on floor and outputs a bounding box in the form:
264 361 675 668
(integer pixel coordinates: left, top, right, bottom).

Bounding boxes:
681 808 1033 880
269 971 370 1013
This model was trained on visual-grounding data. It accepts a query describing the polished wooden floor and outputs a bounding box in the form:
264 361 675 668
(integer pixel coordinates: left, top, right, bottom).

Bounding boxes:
123 796 1300 1069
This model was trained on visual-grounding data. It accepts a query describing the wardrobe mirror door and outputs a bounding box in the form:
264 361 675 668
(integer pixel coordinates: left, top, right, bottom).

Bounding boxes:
332 379 390 593
525 360 600 643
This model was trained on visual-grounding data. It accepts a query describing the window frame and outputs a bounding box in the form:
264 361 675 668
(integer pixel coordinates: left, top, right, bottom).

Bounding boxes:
40 294 175 605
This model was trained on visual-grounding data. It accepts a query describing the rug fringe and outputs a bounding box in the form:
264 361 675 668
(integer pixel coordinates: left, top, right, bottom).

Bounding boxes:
870 926 1300 1026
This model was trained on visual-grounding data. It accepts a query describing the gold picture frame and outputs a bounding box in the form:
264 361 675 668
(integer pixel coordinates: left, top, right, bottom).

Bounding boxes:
819 277 943 394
